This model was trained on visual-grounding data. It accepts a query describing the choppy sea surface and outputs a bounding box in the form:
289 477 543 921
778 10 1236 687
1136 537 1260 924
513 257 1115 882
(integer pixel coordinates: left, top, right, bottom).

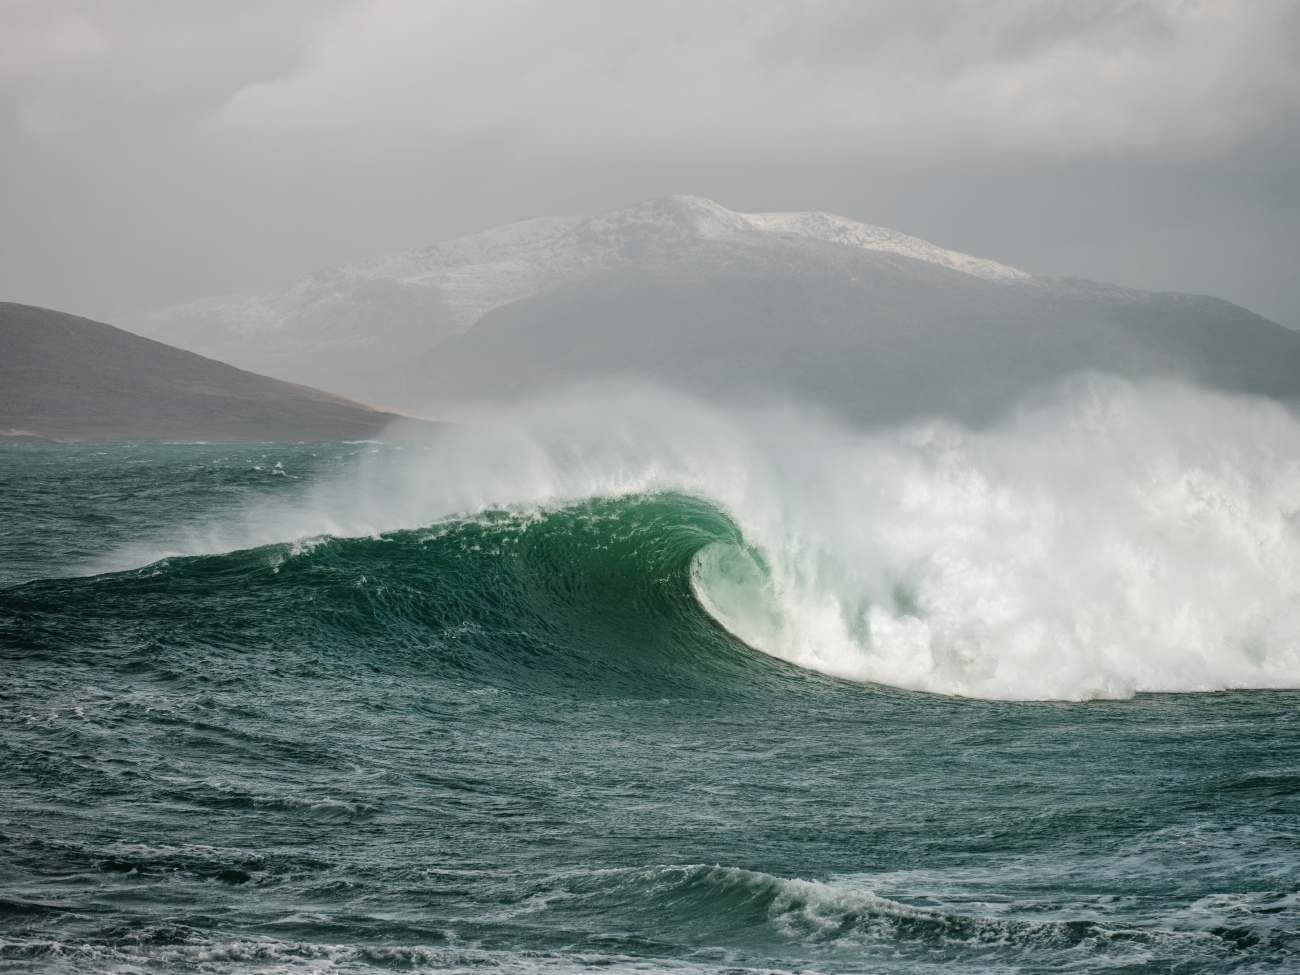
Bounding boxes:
3 384 1300 973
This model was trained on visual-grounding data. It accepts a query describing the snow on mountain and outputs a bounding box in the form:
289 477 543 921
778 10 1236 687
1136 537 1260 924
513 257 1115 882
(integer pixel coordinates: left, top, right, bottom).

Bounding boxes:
741 209 1028 282
122 196 1028 397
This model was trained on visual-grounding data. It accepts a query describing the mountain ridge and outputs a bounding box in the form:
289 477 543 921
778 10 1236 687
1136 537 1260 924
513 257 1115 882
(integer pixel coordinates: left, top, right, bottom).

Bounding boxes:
0 302 431 443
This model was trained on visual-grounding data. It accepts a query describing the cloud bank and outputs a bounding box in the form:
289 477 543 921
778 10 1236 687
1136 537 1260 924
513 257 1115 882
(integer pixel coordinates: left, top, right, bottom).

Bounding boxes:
8 0 1300 158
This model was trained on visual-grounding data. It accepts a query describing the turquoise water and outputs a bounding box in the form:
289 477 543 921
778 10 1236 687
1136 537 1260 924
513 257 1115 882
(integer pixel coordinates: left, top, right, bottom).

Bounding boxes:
2 431 1299 973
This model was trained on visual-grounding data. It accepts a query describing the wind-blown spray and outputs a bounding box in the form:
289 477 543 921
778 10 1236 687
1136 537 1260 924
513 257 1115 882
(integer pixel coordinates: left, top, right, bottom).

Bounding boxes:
103 377 1300 700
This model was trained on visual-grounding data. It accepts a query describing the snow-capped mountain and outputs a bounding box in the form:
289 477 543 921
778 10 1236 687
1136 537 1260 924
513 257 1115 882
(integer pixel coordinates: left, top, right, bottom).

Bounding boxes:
122 196 1027 400
122 195 1300 427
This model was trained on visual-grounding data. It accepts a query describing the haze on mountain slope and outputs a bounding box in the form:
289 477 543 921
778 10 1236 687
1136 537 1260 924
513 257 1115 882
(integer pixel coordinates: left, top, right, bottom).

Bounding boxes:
123 196 1023 393
125 196 1300 428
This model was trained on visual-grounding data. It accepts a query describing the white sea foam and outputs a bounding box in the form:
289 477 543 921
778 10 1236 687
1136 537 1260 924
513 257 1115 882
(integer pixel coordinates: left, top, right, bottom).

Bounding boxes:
102 377 1300 701
686 379 1300 700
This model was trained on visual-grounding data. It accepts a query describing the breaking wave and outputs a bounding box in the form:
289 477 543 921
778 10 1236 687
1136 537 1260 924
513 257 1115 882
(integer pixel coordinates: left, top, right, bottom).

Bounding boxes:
83 377 1300 701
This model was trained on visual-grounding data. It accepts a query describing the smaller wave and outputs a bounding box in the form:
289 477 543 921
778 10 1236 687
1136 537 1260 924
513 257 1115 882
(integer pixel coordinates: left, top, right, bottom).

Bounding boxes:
3 862 1295 973
221 793 376 823
518 862 1291 968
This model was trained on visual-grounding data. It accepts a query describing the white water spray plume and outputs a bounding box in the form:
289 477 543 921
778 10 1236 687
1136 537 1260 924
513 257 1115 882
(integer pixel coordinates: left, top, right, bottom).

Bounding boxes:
104 377 1300 702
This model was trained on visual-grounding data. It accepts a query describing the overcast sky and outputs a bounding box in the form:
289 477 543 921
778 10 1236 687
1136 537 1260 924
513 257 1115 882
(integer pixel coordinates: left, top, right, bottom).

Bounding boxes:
4 0 1299 326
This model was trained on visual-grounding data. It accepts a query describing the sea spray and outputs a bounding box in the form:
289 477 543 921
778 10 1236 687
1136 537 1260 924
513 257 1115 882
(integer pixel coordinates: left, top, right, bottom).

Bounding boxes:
688 379 1300 698
96 377 1300 700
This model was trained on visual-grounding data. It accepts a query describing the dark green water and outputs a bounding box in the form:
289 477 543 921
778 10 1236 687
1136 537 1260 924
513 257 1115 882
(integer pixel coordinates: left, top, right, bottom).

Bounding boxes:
2 443 1298 973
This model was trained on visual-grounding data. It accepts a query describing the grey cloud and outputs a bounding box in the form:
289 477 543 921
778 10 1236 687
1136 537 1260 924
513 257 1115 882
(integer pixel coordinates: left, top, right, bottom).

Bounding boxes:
206 1 1300 156
7 1 1297 155
0 0 367 160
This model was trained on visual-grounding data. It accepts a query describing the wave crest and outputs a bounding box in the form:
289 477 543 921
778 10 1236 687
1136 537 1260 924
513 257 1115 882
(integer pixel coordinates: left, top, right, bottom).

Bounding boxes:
89 379 1300 701
689 381 1300 699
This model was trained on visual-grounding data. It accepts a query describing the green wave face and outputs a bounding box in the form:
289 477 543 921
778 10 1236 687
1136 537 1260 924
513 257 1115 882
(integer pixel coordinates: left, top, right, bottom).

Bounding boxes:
7 491 797 698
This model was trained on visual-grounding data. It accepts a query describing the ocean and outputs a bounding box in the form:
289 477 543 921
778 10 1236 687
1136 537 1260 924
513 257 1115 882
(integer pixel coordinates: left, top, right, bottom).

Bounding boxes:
3 382 1299 973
